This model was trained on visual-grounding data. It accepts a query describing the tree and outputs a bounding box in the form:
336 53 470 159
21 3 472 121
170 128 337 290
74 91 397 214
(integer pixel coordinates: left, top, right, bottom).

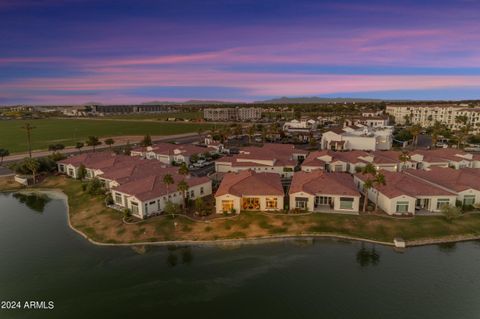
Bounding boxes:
361 163 377 212
141 134 152 147
430 121 444 148
86 136 101 152
163 174 174 196
164 201 181 219
0 148 9 165
194 197 207 216
21 123 36 158
24 157 40 183
177 180 189 211
77 164 87 180
409 124 422 149
373 173 386 212
178 163 189 176
104 138 115 149
248 125 255 144
75 142 84 153
85 178 104 195
48 144 64 152
398 150 411 171
441 204 462 222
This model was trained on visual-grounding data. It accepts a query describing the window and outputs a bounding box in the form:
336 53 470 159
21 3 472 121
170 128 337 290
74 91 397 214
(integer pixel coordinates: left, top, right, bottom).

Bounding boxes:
242 197 260 210
295 197 308 209
334 165 343 172
190 190 194 197
149 201 155 205
222 200 234 212
266 197 278 209
396 201 409 213
436 199 450 210
131 202 139 214
114 193 123 205
463 195 475 206
339 197 354 210
200 187 204 195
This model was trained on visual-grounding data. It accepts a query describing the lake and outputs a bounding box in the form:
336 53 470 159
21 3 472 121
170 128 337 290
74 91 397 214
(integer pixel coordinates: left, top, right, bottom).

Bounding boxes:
1 191 480 319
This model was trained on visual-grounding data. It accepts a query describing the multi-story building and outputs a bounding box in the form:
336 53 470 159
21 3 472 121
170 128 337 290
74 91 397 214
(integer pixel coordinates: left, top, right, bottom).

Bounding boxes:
385 104 480 133
203 107 262 121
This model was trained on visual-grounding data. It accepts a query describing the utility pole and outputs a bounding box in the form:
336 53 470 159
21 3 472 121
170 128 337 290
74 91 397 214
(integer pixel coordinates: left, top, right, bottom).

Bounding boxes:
21 123 36 158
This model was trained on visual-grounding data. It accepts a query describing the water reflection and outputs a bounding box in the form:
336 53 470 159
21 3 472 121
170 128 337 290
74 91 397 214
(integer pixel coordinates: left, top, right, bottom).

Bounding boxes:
356 243 380 267
438 242 457 254
166 246 194 267
13 192 51 213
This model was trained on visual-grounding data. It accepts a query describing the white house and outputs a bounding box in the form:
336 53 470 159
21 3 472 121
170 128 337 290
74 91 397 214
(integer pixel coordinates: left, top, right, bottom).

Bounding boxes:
289 171 360 213
321 125 393 151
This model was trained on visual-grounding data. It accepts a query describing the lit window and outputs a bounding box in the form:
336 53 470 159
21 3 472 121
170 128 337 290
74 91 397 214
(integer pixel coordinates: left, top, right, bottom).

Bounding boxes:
266 197 278 209
222 200 234 212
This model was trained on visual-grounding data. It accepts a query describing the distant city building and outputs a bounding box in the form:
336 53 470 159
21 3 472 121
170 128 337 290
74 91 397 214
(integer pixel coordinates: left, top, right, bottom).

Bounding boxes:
91 104 173 115
203 107 262 121
386 104 480 133
283 118 318 133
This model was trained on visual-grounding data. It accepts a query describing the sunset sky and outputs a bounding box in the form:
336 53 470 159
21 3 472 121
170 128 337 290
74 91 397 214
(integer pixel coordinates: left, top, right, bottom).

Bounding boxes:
1 0 480 105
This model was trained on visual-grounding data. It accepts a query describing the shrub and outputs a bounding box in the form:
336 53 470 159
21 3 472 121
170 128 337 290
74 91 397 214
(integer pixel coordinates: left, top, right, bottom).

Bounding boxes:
85 178 104 195
441 204 462 222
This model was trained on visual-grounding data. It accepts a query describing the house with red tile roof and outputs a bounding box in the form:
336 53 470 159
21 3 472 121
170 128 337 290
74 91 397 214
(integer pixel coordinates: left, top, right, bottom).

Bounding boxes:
411 149 474 169
215 170 284 214
405 168 480 207
301 150 373 173
289 171 360 213
131 142 211 165
354 171 456 215
58 152 212 219
214 143 308 178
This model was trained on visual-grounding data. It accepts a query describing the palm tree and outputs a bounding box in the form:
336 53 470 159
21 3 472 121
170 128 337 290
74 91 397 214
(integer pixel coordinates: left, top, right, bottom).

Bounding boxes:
178 163 189 176
75 142 84 153
362 179 374 212
248 125 255 144
360 163 377 212
21 123 36 158
373 173 386 212
177 180 189 211
86 136 101 152
0 148 9 165
104 138 115 149
430 121 443 148
163 174 174 196
24 157 40 183
409 124 422 149
398 150 411 171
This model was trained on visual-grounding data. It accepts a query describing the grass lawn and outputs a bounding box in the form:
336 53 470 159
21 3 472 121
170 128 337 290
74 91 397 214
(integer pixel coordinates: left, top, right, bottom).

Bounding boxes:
3 175 480 245
0 118 215 153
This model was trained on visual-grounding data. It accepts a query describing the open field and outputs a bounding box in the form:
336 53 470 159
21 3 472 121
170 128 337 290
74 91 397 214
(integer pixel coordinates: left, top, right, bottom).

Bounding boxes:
0 119 214 153
4 175 480 245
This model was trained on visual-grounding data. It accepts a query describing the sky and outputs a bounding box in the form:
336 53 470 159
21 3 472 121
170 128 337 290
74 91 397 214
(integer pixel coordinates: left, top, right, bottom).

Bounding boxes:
1 0 480 105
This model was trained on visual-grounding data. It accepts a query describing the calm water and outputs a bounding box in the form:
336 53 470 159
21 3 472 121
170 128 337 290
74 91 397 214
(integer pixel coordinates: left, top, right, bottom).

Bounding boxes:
1 192 480 319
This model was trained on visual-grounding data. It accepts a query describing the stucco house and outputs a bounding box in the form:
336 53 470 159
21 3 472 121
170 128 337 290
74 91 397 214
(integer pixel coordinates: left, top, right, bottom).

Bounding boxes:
214 143 308 178
131 142 210 165
354 171 457 215
289 171 360 213
215 171 284 214
405 168 480 207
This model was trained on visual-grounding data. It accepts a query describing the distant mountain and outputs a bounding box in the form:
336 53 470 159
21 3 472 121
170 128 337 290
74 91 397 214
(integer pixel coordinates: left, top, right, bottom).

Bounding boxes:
255 96 389 104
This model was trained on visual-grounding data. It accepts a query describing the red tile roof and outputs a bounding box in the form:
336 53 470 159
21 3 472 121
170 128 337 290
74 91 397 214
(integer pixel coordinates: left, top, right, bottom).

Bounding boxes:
290 171 360 196
355 171 456 198
406 167 480 192
215 171 284 197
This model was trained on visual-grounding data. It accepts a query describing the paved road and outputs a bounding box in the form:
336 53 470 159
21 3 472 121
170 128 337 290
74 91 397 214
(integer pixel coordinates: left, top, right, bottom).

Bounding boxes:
3 132 204 164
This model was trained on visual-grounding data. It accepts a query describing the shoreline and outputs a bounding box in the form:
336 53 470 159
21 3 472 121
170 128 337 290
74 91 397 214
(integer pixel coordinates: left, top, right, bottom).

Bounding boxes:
10 188 480 249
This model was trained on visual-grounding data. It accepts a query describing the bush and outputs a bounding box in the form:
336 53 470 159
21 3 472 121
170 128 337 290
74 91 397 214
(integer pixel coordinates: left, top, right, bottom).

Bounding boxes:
85 178 104 195
441 204 462 222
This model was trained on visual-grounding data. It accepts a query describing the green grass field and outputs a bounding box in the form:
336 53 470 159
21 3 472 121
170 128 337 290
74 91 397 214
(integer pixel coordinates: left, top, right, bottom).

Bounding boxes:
0 119 214 153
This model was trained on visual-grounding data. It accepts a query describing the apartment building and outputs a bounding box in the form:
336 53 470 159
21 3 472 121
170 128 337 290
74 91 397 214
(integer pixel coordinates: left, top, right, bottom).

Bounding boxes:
386 104 480 132
203 107 262 121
